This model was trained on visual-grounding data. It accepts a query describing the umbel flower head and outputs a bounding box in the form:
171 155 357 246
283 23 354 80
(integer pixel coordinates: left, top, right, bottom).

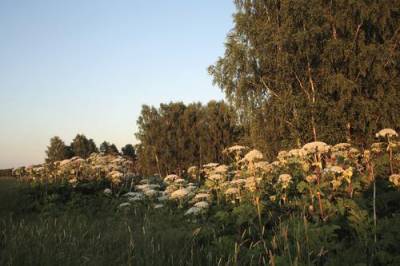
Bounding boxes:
302 141 330 154
376 128 398 139
389 174 400 188
278 174 292 189
170 188 190 200
241 149 264 164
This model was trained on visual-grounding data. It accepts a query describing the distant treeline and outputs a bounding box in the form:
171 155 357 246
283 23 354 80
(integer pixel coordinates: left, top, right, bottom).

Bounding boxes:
45 134 136 163
0 169 12 177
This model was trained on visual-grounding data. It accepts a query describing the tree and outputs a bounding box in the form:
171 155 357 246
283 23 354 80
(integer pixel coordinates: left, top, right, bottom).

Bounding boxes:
209 0 400 158
46 136 67 162
64 145 74 159
100 141 110 154
71 134 92 159
122 144 136 160
88 139 99 154
100 141 119 155
135 101 242 176
109 144 120 155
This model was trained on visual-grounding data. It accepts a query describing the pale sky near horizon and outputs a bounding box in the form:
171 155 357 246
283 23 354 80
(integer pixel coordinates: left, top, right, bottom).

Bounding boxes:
0 0 235 168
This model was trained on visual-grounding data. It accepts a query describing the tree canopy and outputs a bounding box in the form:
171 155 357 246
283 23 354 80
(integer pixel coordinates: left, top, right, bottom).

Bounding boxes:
135 101 242 176
209 0 400 158
45 136 68 162
122 144 136 160
71 134 98 159
100 141 120 155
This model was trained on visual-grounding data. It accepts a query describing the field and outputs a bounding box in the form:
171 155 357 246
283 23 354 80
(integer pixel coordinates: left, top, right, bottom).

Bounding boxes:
0 177 216 266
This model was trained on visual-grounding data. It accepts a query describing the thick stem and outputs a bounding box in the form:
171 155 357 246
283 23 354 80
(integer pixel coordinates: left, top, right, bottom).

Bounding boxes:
317 192 324 219
389 148 394 175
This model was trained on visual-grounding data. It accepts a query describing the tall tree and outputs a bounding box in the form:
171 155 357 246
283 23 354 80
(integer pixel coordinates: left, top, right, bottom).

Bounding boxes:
122 144 136 160
100 141 119 155
46 136 67 162
88 139 99 154
71 134 92 159
209 0 400 158
109 144 120 155
135 101 242 176
100 141 110 154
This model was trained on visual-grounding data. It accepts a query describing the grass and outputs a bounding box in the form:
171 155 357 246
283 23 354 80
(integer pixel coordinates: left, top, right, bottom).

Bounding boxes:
0 178 232 266
2 176 400 265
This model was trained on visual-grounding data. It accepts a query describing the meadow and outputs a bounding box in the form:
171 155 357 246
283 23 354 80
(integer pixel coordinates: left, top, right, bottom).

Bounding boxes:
2 129 400 265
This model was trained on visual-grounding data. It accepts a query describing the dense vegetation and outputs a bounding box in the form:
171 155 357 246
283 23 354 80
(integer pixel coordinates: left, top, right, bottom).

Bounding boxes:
209 0 400 158
135 101 242 176
4 129 400 265
2 1 400 265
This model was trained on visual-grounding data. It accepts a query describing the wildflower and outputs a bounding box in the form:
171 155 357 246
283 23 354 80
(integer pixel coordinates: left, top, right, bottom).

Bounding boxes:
144 189 158 198
277 150 289 161
208 174 224 182
244 176 258 192
187 166 198 178
376 128 398 138
332 143 351 151
68 178 78 185
165 185 178 195
157 195 169 201
187 184 198 191
164 174 179 184
214 164 229 174
230 178 246 186
288 148 307 158
225 187 239 195
243 149 264 163
104 188 112 195
327 166 344 174
301 161 310 172
389 174 400 187
306 174 317 183
225 145 248 153
60 159 71 167
136 184 151 191
192 193 210 202
194 201 209 209
269 195 277 202
278 174 292 189
371 142 385 153
185 207 202 216
128 194 145 202
302 141 330 154
331 180 342 190
203 163 219 169
254 161 271 172
170 188 190 200
108 170 124 183
342 167 353 183
174 178 186 185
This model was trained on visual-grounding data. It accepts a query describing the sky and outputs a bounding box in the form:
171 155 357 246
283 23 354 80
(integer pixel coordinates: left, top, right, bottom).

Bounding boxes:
0 0 235 168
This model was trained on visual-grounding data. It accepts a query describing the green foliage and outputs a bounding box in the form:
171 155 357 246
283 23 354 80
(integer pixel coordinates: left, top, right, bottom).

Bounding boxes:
135 101 242 176
99 141 119 155
71 134 98 159
45 136 68 162
121 144 136 160
209 0 400 159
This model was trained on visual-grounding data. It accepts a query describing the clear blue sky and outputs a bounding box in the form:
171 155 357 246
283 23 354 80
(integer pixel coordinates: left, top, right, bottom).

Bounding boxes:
0 0 235 168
